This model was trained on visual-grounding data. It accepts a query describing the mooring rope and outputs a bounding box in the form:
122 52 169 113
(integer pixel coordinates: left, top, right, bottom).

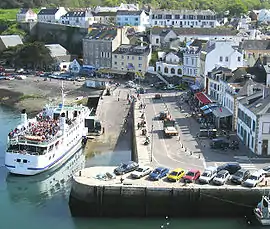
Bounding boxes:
200 192 254 208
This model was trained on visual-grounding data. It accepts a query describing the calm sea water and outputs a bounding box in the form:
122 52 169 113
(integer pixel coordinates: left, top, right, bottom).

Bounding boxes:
0 106 263 229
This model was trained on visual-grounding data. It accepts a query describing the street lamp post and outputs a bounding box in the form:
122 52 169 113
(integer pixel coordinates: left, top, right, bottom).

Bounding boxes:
150 120 154 162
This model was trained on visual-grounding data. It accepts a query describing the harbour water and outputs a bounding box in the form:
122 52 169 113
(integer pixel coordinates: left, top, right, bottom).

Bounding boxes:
0 105 264 229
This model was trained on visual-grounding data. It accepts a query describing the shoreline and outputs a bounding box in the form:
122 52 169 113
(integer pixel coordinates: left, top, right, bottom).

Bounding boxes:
0 76 102 116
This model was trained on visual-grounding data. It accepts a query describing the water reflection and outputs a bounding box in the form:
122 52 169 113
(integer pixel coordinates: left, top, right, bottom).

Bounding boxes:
6 149 85 205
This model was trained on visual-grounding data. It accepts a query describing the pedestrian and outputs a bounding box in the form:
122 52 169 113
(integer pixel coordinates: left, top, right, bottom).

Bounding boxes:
120 176 124 184
102 127 105 135
137 122 140 130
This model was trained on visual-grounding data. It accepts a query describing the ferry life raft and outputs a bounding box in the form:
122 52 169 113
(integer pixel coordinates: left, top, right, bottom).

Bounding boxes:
24 135 44 142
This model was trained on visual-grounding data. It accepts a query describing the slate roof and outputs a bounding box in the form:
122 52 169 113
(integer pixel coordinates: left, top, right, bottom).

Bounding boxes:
113 44 150 56
189 39 207 47
151 27 238 36
117 10 142 16
0 35 23 48
239 89 270 115
231 67 266 85
45 44 68 57
93 11 117 16
240 40 270 50
63 11 87 17
85 29 117 41
38 9 59 15
18 8 30 14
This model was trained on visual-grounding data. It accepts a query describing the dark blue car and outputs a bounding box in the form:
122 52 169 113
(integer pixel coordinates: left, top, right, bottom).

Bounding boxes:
149 167 169 180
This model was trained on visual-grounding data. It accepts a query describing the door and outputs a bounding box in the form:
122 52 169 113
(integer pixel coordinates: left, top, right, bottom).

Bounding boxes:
262 140 268 156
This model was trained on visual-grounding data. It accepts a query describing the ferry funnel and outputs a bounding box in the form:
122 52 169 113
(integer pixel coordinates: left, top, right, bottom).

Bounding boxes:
21 109 28 127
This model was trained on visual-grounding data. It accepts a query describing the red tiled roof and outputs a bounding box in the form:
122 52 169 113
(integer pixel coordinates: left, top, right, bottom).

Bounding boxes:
195 92 211 105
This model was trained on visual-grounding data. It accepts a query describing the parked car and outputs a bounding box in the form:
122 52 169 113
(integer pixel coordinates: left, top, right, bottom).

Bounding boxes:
217 162 241 175
212 170 230 185
230 169 251 184
199 166 217 184
154 93 161 99
149 167 169 181
210 138 230 150
182 169 201 183
242 170 265 187
167 168 185 182
131 166 152 179
114 161 139 175
95 172 116 181
262 165 270 177
159 111 169 120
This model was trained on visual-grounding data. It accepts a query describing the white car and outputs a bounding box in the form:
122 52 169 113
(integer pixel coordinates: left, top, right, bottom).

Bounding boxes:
199 166 217 184
131 166 152 179
212 170 230 185
242 170 265 188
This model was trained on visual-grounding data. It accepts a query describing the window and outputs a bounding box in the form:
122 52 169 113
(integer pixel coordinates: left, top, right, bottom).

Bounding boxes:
177 69 182 75
114 62 117 65
238 56 241 62
127 56 130 60
219 56 223 62
155 38 159 44
252 120 255 132
114 55 117 58
122 55 124 59
158 66 161 72
171 68 175 74
138 56 142 60
138 64 142 68
164 67 168 73
121 62 124 65
225 57 228 62
135 17 138 21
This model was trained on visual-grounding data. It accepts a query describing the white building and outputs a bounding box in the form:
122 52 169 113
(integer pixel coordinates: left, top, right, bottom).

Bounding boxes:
150 27 242 48
69 59 82 74
93 4 139 13
156 51 183 77
200 40 244 86
182 40 206 84
61 10 94 28
258 9 270 23
237 89 270 156
16 8 37 22
37 7 67 23
149 9 219 28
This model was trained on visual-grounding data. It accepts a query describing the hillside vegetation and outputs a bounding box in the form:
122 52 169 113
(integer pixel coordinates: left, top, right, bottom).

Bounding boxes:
0 0 270 15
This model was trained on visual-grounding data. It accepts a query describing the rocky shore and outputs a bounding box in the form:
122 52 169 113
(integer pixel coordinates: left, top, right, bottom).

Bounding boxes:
0 76 101 116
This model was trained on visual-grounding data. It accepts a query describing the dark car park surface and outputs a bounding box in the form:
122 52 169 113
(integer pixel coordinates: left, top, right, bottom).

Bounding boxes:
114 161 139 175
217 162 241 175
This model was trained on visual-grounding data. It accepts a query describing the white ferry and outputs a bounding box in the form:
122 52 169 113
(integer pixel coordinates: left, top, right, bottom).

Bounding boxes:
254 195 270 226
6 149 85 203
5 85 91 175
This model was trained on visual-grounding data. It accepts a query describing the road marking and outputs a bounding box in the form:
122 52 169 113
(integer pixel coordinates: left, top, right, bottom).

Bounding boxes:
150 101 204 169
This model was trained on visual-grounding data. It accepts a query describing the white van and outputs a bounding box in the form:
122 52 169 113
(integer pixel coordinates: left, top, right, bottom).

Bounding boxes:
199 166 217 184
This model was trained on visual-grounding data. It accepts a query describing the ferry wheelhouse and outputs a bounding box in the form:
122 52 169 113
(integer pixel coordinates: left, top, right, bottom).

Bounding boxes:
5 87 91 175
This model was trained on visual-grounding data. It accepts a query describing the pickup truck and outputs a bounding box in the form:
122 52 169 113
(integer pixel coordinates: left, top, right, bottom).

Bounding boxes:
163 120 178 137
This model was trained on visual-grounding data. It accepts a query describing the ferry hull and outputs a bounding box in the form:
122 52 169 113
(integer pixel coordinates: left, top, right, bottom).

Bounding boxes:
5 139 83 176
254 209 270 226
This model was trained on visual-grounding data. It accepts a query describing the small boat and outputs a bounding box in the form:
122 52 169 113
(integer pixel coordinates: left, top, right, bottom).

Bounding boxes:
254 195 270 225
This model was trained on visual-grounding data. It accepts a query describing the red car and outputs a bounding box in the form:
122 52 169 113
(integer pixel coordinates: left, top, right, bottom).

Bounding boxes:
182 169 201 183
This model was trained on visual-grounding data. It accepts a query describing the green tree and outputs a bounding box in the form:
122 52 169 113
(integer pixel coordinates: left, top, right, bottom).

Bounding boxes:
227 0 248 16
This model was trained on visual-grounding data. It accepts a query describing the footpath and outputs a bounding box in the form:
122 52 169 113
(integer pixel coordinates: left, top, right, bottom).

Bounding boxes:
133 101 151 165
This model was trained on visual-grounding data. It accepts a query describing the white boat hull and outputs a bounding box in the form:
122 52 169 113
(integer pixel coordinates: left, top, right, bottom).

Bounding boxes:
254 209 270 226
5 139 83 176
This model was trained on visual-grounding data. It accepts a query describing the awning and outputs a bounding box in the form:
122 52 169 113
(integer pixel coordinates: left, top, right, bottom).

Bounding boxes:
195 92 212 105
200 103 218 111
212 107 232 118
190 84 200 91
203 109 213 115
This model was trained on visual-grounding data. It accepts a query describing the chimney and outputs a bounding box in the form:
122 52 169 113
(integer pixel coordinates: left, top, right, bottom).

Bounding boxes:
60 112 66 132
140 37 144 47
21 109 28 127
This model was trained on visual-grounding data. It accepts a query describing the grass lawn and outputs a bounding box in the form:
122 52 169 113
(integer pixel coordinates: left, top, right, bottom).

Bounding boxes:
0 9 18 21
0 8 40 21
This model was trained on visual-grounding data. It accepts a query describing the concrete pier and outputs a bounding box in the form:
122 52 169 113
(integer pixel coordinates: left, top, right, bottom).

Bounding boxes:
69 166 270 217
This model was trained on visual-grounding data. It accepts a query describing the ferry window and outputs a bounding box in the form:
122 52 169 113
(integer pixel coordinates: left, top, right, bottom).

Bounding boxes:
23 159 27 163
16 159 21 162
49 145 54 151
